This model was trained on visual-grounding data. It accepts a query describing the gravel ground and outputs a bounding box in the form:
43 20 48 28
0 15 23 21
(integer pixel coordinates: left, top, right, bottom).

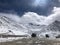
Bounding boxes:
0 38 60 45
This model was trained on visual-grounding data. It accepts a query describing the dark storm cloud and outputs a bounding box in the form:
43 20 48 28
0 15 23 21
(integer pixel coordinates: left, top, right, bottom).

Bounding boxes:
0 0 60 16
0 0 32 16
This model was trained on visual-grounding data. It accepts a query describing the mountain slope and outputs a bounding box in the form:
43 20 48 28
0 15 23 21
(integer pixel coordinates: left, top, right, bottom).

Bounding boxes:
46 20 60 32
39 20 60 38
0 16 28 35
0 14 60 38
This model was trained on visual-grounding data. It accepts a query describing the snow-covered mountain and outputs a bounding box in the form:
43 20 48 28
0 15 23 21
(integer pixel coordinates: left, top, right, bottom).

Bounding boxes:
0 15 28 35
19 12 46 32
46 20 60 32
16 12 60 38
0 11 60 39
0 12 60 38
39 20 60 38
0 7 60 42
0 13 46 37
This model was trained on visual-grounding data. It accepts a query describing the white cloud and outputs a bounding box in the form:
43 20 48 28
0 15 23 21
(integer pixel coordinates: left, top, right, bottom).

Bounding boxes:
20 12 46 25
43 7 60 25
0 7 60 26
0 12 46 25
59 0 60 2
21 8 60 25
32 0 48 8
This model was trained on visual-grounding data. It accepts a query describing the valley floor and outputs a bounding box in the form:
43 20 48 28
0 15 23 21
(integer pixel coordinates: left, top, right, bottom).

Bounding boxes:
0 38 60 45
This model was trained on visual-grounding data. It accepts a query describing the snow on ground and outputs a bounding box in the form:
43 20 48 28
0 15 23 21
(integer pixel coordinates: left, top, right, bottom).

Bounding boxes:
11 30 28 35
0 37 25 42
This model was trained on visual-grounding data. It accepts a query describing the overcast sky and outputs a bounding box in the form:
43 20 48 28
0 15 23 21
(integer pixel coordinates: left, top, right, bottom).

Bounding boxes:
0 0 60 16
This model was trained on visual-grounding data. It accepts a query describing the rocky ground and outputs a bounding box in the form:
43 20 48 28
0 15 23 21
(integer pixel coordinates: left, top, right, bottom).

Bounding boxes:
0 38 60 45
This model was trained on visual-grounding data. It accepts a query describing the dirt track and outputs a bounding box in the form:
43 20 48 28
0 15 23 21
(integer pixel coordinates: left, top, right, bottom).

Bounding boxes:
0 38 60 45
